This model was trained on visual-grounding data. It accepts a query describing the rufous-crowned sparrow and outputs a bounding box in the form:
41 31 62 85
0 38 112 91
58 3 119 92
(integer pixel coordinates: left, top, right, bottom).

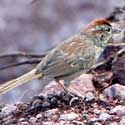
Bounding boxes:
0 19 119 95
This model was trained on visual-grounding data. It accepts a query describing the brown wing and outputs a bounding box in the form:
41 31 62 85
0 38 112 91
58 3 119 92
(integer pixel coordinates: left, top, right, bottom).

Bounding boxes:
36 34 96 78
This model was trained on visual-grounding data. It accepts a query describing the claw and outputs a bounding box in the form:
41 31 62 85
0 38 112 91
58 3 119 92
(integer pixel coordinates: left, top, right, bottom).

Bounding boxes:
69 96 79 106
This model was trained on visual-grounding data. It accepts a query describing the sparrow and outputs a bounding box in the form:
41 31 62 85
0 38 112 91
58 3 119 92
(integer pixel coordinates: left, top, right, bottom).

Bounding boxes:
0 19 119 95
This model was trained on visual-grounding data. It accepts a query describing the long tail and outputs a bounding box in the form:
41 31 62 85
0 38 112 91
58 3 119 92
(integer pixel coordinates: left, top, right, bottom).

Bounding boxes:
0 69 43 95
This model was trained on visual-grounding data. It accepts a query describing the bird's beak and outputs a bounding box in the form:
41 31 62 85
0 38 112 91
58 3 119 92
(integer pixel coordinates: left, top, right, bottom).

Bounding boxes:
112 27 121 34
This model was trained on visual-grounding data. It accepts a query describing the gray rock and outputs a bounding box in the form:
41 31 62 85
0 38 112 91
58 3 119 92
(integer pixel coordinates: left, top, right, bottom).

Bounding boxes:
110 122 118 125
18 121 30 125
93 108 101 115
93 122 102 125
42 121 55 125
85 92 95 102
60 112 79 121
44 108 58 118
90 117 98 122
119 116 125 125
111 105 125 115
29 117 37 123
18 118 26 122
99 113 111 121
1 104 16 115
36 113 42 119
103 84 125 99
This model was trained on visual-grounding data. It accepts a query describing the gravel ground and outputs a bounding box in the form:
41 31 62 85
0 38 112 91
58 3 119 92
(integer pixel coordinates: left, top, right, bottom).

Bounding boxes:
0 3 125 125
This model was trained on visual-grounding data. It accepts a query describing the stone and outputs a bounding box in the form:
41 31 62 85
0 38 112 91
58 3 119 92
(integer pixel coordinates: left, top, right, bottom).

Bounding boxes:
60 112 79 121
93 122 102 125
42 121 55 125
110 122 118 125
90 117 98 122
85 92 95 102
119 116 125 125
44 108 58 118
19 118 26 122
111 105 125 115
29 117 37 123
93 108 101 115
99 113 111 121
103 84 125 99
43 74 95 98
36 113 42 119
1 104 16 115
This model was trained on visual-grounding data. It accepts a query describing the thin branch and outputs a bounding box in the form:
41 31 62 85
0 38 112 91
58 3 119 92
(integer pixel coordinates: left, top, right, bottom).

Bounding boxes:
109 43 125 46
0 59 41 70
0 52 46 59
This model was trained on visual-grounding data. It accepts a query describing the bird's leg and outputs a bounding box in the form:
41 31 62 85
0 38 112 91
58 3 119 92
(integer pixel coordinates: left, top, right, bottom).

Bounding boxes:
55 79 78 106
55 79 68 92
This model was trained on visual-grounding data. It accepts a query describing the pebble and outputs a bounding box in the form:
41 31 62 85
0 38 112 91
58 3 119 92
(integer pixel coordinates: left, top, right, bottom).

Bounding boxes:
29 117 37 123
60 112 79 121
103 84 125 99
18 121 30 125
111 105 125 115
93 122 102 125
19 118 26 122
36 113 42 119
85 92 95 102
44 108 58 118
42 101 51 109
93 108 101 114
119 116 125 125
90 117 98 122
1 104 16 115
110 122 118 125
42 121 55 125
99 113 111 121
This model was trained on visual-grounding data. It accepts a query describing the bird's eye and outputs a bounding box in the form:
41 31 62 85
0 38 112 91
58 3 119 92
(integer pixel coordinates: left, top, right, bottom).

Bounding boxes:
107 28 111 32
101 34 104 38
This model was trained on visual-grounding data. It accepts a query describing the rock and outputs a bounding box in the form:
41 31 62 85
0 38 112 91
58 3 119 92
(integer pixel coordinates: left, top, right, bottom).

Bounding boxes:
1 104 16 115
110 122 118 125
18 118 30 125
42 121 55 125
99 113 111 121
85 92 95 102
69 74 95 98
93 122 102 125
36 113 42 119
90 117 98 122
112 52 125 86
103 84 125 99
60 112 79 121
19 118 26 122
29 117 37 123
93 108 101 115
42 101 51 109
119 116 125 125
42 74 95 98
43 108 58 118
111 105 125 115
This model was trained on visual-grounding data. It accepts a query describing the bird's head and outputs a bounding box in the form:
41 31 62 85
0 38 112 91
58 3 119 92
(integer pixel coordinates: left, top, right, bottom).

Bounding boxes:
81 19 120 48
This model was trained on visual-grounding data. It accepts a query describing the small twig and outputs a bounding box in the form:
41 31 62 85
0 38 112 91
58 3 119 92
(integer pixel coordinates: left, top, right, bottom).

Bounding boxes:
109 43 125 47
0 59 41 70
0 52 46 59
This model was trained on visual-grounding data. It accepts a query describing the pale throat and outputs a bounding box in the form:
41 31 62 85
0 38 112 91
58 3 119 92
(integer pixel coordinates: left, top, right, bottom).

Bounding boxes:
94 45 104 60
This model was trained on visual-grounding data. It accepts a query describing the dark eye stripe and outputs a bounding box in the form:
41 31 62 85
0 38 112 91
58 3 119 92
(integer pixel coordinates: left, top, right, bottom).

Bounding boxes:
107 28 111 32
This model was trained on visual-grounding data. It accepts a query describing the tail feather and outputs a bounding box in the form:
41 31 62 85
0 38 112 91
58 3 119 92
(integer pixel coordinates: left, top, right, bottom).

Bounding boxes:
0 69 43 95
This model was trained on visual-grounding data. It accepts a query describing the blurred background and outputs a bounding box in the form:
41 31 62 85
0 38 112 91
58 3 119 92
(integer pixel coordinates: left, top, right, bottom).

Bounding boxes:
0 0 124 103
